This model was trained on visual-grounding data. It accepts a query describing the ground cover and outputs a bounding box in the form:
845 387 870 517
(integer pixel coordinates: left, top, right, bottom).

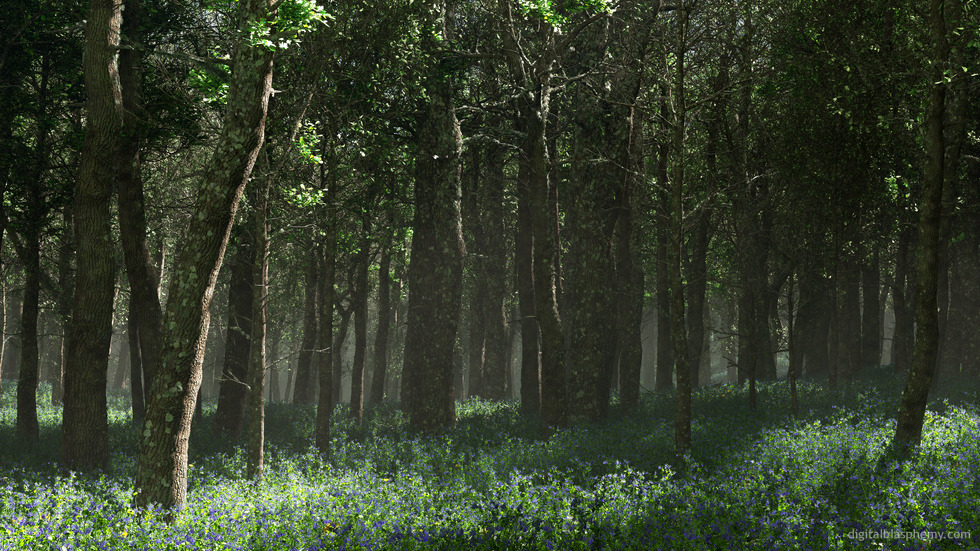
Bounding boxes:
0 369 977 550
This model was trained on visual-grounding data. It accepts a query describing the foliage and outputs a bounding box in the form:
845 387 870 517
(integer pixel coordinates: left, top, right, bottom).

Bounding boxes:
1 374 978 550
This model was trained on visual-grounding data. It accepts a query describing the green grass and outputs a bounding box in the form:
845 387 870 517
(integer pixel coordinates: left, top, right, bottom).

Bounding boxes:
0 368 978 550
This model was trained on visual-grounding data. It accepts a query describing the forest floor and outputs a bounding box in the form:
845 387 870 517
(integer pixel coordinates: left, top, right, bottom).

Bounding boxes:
0 368 978 550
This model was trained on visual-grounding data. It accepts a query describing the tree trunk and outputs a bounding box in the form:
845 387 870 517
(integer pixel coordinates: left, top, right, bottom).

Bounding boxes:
16 53 53 446
315 179 336 454
134 0 276 513
114 324 130 389
116 0 163 402
564 19 617 423
213 226 254 438
892 0 946 457
293 257 318 404
655 125 673 392
349 220 370 422
246 174 270 481
860 253 881 369
481 144 509 401
62 0 121 472
892 228 915 373
368 243 392 405
516 155 540 415
402 17 464 431
462 148 485 399
127 306 145 422
670 3 692 466
17 194 42 445
686 206 710 389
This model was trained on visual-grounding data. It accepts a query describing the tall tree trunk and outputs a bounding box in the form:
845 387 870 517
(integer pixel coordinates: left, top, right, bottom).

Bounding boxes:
16 53 53 445
17 193 42 445
332 304 352 405
349 220 370 422
127 306 145 422
892 228 915 373
315 147 337 455
670 2 692 466
369 244 392 405
892 0 947 457
564 19 616 423
482 144 509 401
860 253 881 368
246 174 270 481
293 257 318 404
116 0 164 404
134 0 276 512
516 157 540 414
462 148 485 399
686 206 710 389
402 14 464 431
655 127 673 392
62 0 121 471
213 227 254 438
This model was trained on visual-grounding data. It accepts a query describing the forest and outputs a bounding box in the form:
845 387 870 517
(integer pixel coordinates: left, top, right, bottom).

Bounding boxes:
0 0 979 548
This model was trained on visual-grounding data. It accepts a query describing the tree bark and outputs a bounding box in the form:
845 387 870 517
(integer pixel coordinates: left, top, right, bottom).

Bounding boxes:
315 147 337 456
655 125 674 392
481 144 509 401
670 2 692 466
402 9 464 431
293 257 318 404
368 243 392 405
892 0 947 457
213 226 254 438
62 0 121 471
349 218 370 422
116 0 164 404
134 0 276 512
860 253 881 369
245 173 270 481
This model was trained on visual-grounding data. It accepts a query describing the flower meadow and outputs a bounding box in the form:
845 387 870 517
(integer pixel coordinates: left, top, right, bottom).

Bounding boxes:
1 371 978 551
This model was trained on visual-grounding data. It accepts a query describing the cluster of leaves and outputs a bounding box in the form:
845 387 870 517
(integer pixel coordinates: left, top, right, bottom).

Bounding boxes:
0 374 977 550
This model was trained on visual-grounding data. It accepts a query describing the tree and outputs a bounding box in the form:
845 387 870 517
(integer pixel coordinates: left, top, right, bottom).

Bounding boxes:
401 0 464 432
891 0 949 458
62 0 121 471
116 0 164 425
134 0 278 512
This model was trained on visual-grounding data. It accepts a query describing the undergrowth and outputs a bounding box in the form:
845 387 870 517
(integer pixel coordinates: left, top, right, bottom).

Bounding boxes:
0 368 977 550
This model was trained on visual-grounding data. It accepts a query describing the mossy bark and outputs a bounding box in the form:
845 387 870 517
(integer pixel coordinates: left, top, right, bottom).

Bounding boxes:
402 18 464 431
134 0 276 512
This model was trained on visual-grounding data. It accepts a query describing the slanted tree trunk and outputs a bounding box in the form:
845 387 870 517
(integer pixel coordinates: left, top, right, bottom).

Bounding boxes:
892 0 947 457
293 257 318 404
127 307 145 421
62 0 121 471
213 226 254 438
117 0 164 410
402 7 464 431
134 0 276 512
